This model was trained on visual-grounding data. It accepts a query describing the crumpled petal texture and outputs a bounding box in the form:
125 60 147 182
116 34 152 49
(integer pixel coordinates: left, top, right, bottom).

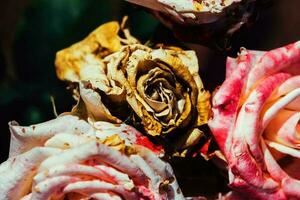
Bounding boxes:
126 0 247 24
0 115 184 200
99 44 210 137
55 20 139 83
209 41 300 199
55 23 211 153
55 20 139 123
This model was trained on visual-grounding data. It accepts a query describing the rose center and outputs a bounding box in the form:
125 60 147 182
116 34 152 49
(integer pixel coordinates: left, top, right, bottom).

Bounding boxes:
137 67 186 125
263 96 300 179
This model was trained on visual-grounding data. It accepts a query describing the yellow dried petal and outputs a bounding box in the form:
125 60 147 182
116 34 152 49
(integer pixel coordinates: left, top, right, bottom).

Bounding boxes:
197 90 211 125
55 20 138 82
141 107 163 136
101 134 126 152
182 128 204 149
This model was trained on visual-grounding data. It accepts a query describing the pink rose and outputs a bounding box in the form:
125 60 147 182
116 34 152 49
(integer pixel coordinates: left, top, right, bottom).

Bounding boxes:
209 41 300 199
0 115 184 200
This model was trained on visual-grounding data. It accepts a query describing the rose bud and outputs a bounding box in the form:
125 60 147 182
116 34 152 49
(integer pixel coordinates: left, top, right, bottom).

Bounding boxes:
209 41 300 199
0 115 184 200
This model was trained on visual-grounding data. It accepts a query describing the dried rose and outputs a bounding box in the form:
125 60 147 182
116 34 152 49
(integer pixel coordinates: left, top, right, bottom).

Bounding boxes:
126 0 260 48
55 18 211 154
127 0 252 24
0 115 184 200
209 41 300 199
55 18 139 82
74 44 211 154
55 19 139 123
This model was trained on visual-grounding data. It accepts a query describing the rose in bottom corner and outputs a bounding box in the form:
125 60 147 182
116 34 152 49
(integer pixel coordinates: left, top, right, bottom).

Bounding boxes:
0 115 184 200
209 41 300 199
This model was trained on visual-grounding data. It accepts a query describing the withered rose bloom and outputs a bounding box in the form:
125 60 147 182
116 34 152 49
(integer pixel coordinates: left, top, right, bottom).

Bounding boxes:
126 0 260 48
0 115 184 200
127 0 253 24
73 44 211 154
55 19 139 123
209 41 300 199
55 21 210 153
101 44 210 137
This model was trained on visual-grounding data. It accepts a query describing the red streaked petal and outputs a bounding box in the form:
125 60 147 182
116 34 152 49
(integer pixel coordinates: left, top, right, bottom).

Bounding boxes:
262 88 300 128
63 180 138 200
39 141 148 186
245 41 300 93
209 51 254 153
233 73 290 168
270 75 300 100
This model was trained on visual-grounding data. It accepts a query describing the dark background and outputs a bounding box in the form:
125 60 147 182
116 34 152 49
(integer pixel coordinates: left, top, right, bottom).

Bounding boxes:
0 0 300 197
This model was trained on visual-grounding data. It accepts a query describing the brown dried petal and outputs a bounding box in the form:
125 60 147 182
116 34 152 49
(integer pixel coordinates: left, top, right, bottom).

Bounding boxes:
104 44 210 138
55 19 139 93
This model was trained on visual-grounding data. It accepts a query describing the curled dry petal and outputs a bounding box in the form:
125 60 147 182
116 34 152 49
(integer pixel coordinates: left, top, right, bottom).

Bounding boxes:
209 41 300 199
55 19 139 123
55 19 139 82
0 115 184 200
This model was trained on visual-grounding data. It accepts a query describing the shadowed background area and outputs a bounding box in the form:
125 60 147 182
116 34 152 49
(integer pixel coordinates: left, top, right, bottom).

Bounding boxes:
0 0 300 197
